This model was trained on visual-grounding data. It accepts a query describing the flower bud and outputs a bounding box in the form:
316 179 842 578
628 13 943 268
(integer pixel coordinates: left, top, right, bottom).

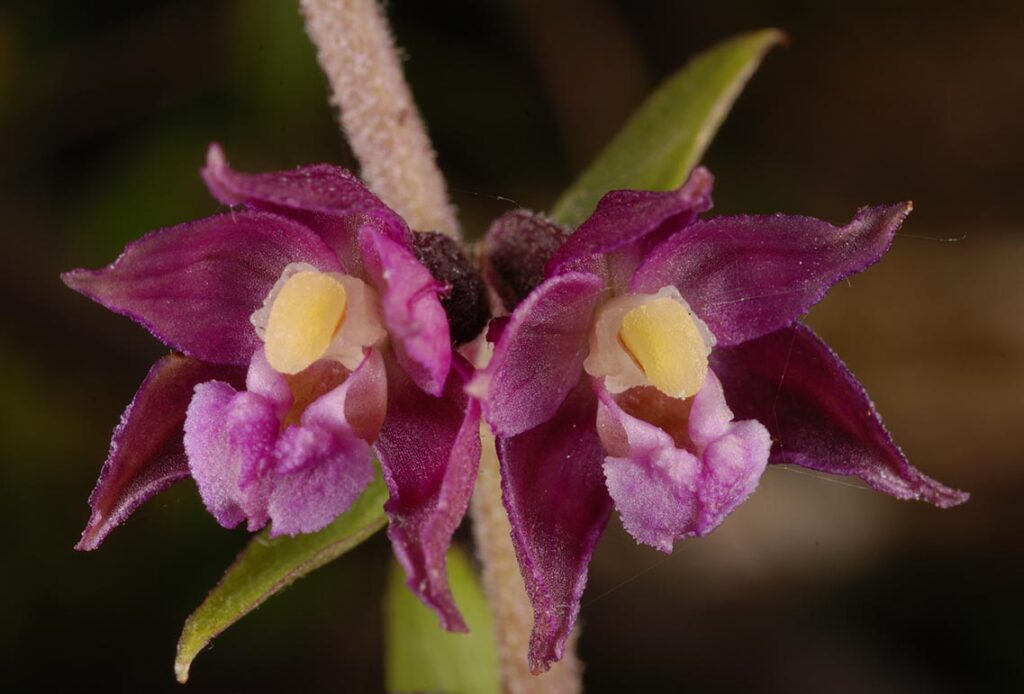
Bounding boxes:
411 231 490 345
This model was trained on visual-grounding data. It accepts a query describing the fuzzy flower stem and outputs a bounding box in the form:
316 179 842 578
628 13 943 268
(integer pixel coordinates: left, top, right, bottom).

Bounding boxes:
300 1 580 689
472 426 582 694
299 0 460 238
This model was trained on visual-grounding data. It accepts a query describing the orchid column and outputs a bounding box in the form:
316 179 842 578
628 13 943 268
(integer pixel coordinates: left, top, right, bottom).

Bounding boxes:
299 1 580 692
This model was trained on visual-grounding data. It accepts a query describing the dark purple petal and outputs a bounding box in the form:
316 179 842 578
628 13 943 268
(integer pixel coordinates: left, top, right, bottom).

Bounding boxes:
497 380 612 674
595 373 770 552
546 166 713 279
62 211 340 365
471 272 605 437
632 203 912 346
76 355 244 551
375 353 482 633
360 228 451 397
202 144 410 272
485 315 511 344
482 210 570 311
711 324 969 507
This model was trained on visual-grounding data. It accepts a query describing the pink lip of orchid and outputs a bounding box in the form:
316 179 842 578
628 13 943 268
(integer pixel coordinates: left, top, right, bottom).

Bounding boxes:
473 166 970 674
62 144 489 633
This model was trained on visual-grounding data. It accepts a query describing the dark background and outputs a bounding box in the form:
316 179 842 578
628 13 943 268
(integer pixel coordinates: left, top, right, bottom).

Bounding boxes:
2 0 1021 691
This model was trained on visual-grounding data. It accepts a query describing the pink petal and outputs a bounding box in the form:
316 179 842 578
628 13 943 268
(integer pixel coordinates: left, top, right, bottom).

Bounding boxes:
267 427 374 537
360 228 451 396
183 383 279 531
595 372 770 553
184 350 387 535
267 350 386 536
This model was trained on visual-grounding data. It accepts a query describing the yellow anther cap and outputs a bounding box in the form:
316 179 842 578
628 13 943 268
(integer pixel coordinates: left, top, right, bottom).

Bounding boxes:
264 271 348 375
618 297 709 399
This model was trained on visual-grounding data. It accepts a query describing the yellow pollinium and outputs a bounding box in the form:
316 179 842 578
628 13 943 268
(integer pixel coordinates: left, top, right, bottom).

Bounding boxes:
264 271 348 375
618 297 708 399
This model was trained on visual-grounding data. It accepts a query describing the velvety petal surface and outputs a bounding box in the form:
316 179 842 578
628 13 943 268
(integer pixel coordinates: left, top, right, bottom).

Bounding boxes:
360 228 451 396
374 353 481 632
76 355 245 551
632 203 912 345
471 272 605 437
546 166 713 279
267 351 385 536
595 372 770 552
63 211 340 365
497 380 612 674
184 381 279 531
268 424 374 537
202 144 410 272
184 349 387 535
711 324 969 507
482 210 570 311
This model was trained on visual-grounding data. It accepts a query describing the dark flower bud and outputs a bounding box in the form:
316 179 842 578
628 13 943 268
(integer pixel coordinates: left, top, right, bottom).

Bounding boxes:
411 231 491 345
482 210 571 312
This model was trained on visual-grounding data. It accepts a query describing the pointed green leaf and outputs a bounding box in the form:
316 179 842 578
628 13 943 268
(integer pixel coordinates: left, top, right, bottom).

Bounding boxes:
550 29 785 227
174 471 388 683
385 546 500 694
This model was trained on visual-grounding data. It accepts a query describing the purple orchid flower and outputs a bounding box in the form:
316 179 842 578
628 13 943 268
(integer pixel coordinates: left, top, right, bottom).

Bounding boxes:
63 145 489 632
473 167 969 673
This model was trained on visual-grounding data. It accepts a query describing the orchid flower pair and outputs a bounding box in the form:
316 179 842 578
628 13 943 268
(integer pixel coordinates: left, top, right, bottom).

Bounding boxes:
64 147 967 673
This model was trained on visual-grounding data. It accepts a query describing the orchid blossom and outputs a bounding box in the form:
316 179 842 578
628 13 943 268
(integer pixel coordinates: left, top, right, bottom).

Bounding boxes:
63 145 489 631
473 167 969 673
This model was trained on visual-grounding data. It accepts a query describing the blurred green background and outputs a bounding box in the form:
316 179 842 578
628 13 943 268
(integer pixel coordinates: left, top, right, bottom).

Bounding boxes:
2 0 1021 691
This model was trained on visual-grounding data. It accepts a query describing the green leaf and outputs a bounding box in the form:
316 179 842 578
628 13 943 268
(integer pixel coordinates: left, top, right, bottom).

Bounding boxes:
174 472 388 683
385 546 500 694
550 29 785 228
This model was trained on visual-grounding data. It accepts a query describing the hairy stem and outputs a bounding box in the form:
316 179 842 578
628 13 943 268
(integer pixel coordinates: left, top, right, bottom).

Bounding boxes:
301 1 581 690
299 0 460 237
